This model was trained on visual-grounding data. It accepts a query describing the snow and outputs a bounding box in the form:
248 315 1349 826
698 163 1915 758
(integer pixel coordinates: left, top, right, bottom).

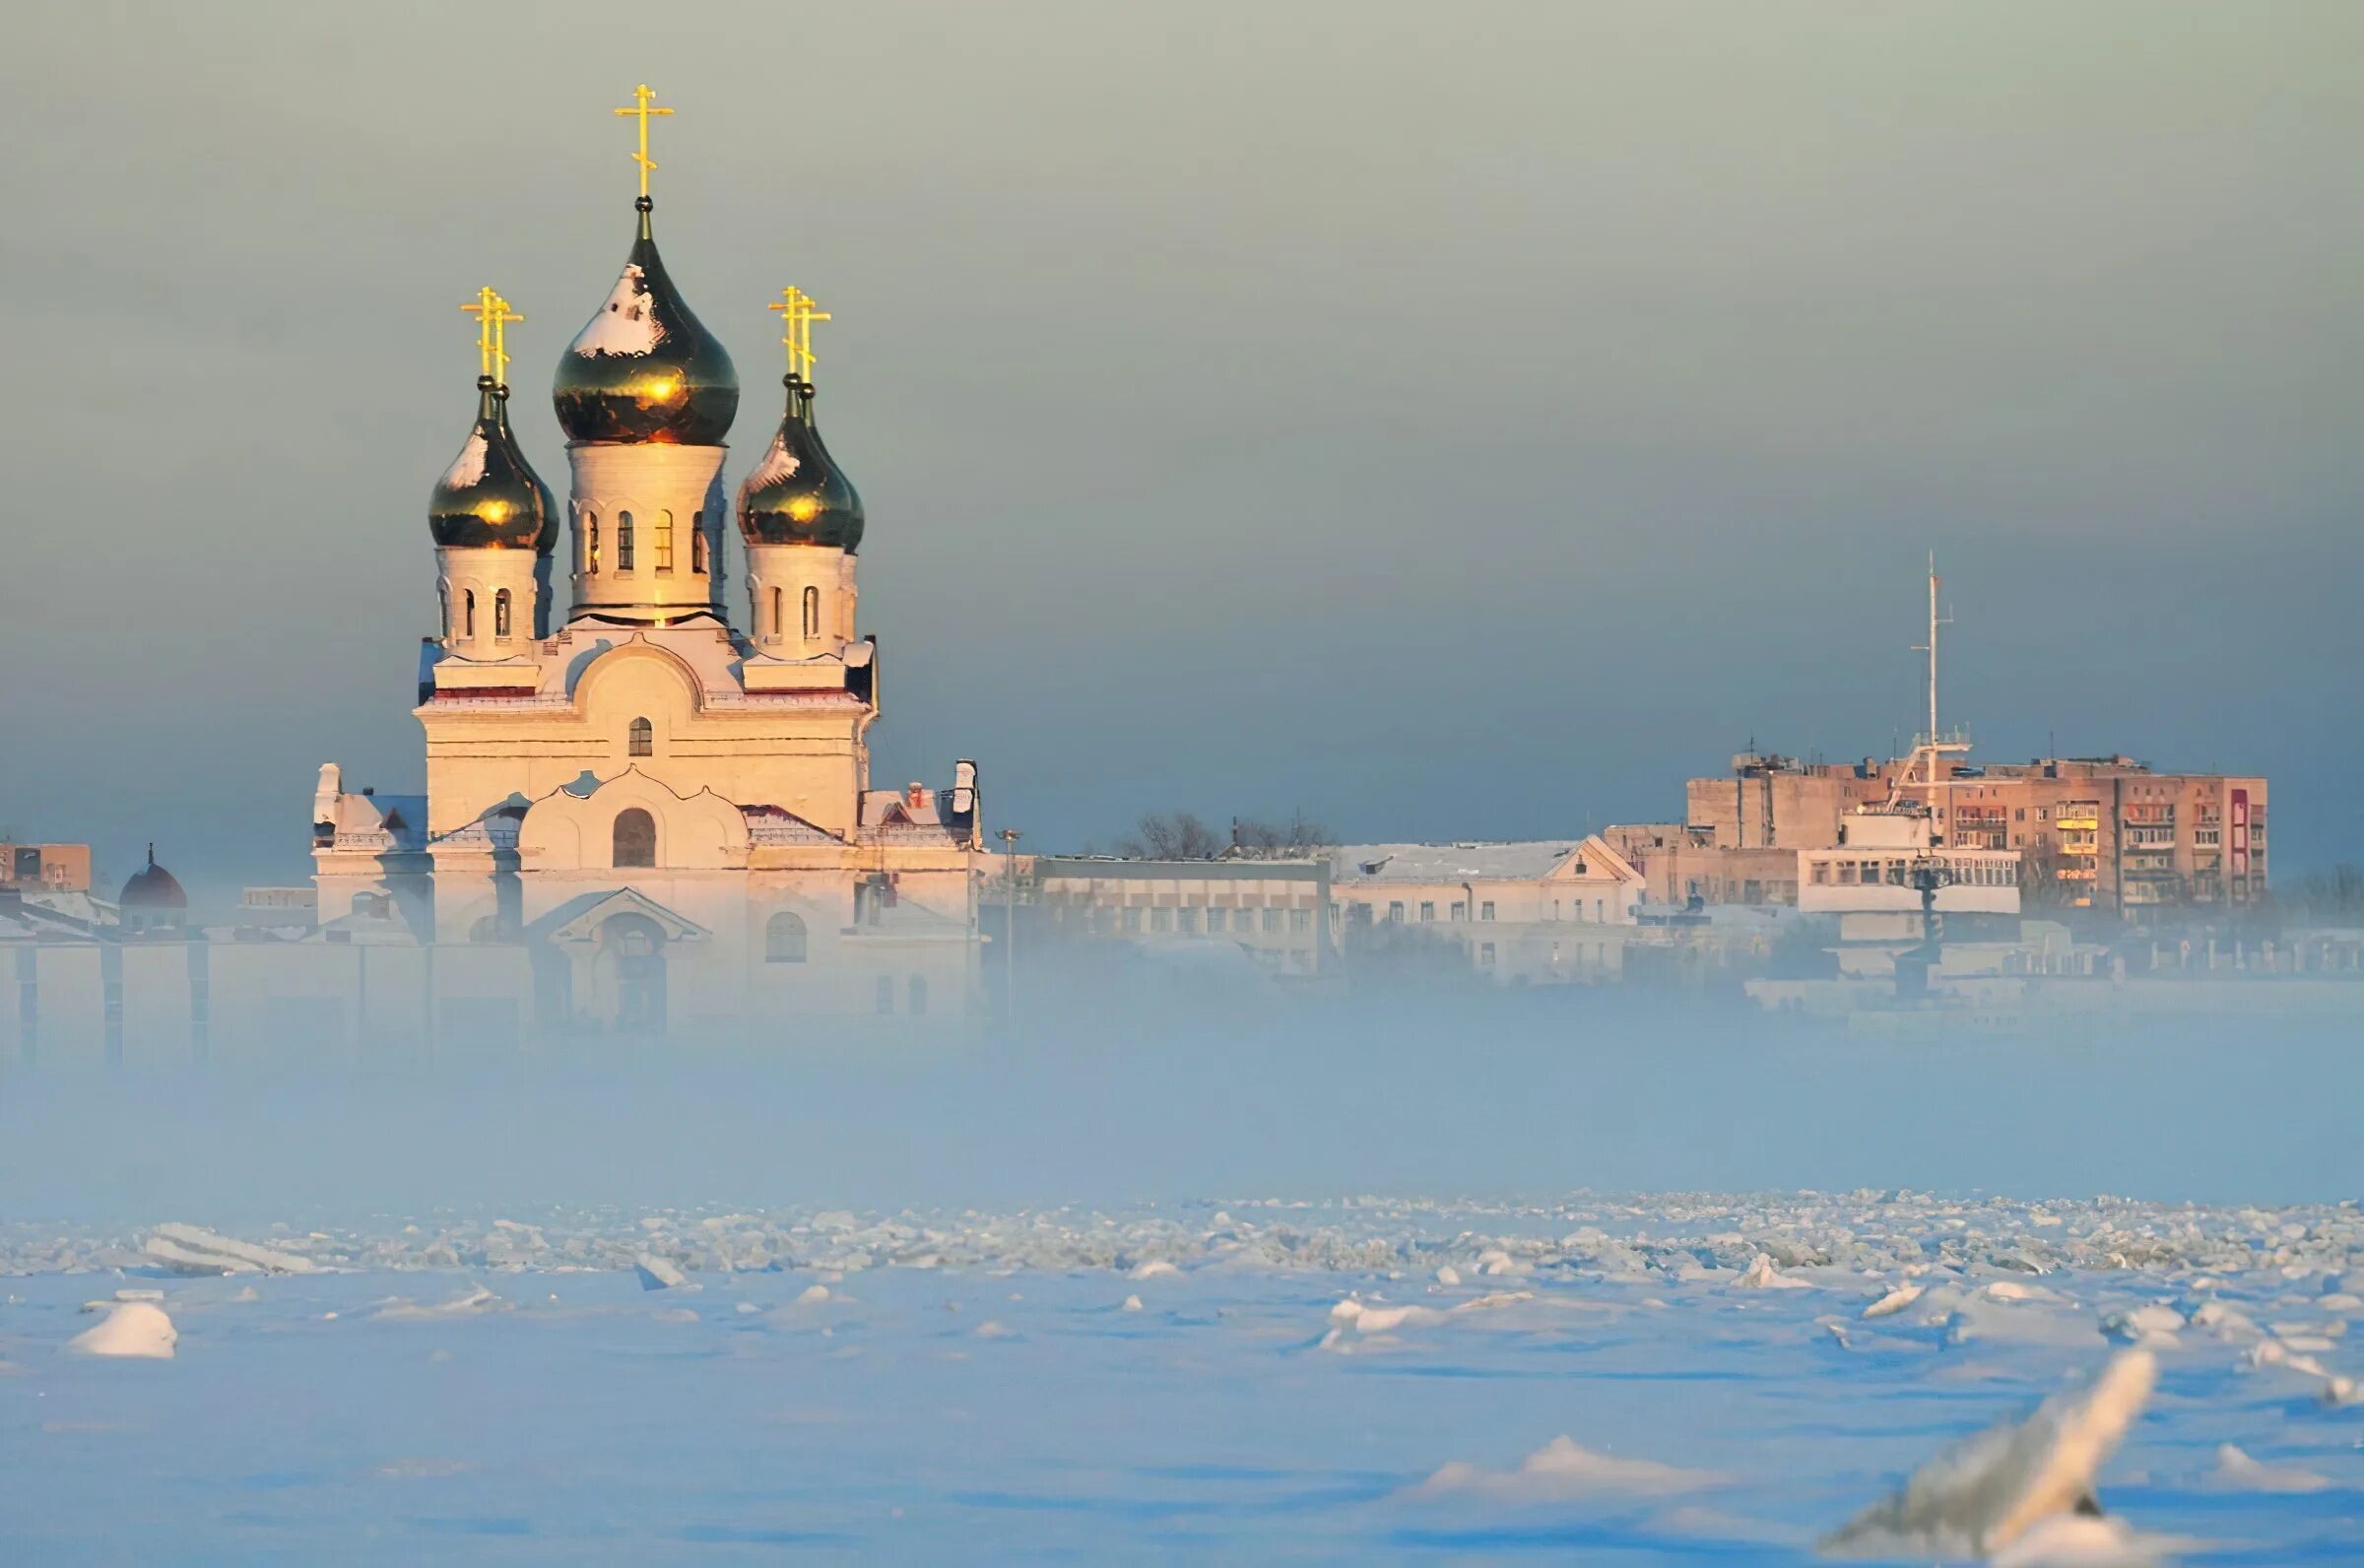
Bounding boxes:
1862 1281 1923 1318
439 426 488 490
569 264 664 358
67 1301 176 1358
1415 1434 1727 1502
3 1193 2359 1557
2205 1443 2331 1493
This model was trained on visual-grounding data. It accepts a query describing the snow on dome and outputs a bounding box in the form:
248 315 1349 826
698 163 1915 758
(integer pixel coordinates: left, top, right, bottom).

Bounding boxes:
571 264 666 359
742 430 801 491
440 426 489 490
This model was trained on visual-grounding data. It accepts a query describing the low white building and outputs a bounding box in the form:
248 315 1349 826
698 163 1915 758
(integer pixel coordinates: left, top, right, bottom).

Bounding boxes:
1326 839 1647 982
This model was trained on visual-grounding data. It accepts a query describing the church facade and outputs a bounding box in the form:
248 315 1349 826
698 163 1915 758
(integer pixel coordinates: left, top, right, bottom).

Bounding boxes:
309 92 983 1042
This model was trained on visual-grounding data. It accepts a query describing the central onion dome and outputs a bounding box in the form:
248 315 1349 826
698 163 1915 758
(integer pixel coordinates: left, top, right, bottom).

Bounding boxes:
553 198 738 445
737 377 865 551
428 379 557 552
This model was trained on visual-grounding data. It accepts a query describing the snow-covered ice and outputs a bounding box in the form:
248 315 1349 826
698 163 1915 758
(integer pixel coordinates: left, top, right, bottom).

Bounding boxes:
2 1192 2359 1559
65 1301 176 1359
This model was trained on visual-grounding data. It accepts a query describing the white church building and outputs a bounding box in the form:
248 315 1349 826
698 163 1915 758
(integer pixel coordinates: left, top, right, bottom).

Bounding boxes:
306 93 984 1043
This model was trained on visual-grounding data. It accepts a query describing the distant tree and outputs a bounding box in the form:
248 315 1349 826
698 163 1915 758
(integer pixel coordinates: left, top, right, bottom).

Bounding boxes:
2290 863 2364 924
2016 840 2068 910
1230 812 1334 857
1115 811 1226 861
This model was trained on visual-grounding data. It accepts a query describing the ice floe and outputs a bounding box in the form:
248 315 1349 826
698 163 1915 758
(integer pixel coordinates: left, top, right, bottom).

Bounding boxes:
143 1223 318 1276
1824 1350 2156 1559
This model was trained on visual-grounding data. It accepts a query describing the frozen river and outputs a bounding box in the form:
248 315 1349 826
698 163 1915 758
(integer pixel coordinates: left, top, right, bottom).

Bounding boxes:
4 1194 2360 1561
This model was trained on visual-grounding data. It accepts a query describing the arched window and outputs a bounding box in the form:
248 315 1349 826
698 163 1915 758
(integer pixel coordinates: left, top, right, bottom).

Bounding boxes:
613 808 656 869
874 975 895 1014
803 585 821 638
907 975 928 1016
627 717 653 757
654 510 674 573
493 588 512 638
769 586 784 640
463 589 476 637
439 583 450 639
691 515 707 573
584 511 600 575
617 510 635 571
765 911 808 963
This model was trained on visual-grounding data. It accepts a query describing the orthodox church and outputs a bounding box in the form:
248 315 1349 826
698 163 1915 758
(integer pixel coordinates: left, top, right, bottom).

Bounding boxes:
309 88 982 1038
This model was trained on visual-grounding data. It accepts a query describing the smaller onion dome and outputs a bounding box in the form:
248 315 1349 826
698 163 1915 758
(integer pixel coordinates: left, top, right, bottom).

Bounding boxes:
553 199 739 446
118 844 187 912
737 378 865 552
428 379 557 553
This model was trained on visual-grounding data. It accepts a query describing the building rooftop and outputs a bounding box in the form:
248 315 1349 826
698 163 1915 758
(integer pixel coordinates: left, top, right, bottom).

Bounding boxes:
1328 841 1595 883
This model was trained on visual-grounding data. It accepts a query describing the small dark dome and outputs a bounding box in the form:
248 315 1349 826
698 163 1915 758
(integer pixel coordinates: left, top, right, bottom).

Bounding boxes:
428 381 557 553
737 379 865 552
119 845 186 911
553 202 738 446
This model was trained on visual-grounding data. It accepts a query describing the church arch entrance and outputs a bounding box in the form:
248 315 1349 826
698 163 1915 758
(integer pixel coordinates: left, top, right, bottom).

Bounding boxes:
597 912 668 1033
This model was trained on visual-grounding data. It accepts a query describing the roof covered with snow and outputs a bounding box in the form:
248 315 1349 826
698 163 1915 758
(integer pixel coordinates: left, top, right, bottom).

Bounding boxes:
1329 841 1592 883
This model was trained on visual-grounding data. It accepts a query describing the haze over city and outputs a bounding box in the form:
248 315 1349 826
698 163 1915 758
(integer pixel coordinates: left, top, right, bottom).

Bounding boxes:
5 1 2360 896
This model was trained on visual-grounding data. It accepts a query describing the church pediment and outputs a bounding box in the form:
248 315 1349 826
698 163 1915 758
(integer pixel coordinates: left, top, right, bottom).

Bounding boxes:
533 885 711 945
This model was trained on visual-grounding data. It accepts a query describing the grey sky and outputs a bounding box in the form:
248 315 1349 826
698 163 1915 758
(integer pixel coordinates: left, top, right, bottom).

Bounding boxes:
3 1 2358 895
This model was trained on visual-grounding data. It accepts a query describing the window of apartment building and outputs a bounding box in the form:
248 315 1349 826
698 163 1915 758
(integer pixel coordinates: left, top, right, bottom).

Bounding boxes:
1594 899 1605 920
1480 901 1495 921
1810 862 1830 885
1178 908 1200 934
1207 908 1226 933
1388 901 1405 922
1262 908 1280 933
1124 907 1144 933
1291 908 1311 933
1150 907 1172 933
1478 943 1496 966
1419 901 1435 922
1450 901 1467 921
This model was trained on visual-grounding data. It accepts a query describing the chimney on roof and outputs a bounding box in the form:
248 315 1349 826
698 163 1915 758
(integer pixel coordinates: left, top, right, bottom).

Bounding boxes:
905 782 926 810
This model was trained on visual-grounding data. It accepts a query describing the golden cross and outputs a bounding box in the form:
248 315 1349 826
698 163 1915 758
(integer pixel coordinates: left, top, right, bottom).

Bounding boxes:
613 84 674 199
767 286 831 381
460 287 525 382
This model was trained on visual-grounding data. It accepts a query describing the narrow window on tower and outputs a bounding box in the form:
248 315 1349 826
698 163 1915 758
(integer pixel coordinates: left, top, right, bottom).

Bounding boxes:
690 515 707 573
654 511 674 573
803 585 821 638
464 589 476 637
617 511 635 572
493 589 512 639
770 586 784 640
585 512 600 575
628 717 652 757
438 584 450 639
